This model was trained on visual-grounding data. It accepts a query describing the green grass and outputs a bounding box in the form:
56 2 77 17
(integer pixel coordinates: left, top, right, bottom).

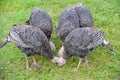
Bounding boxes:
0 0 120 80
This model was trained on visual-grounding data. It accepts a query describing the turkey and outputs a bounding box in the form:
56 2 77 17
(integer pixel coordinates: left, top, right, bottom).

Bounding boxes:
74 3 94 27
26 7 52 40
56 6 79 42
55 27 114 71
0 24 58 70
26 7 56 54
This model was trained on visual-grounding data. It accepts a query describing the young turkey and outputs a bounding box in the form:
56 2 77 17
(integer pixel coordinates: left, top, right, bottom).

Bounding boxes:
26 7 52 40
26 7 56 54
55 27 114 71
74 3 94 27
56 6 79 42
0 24 57 70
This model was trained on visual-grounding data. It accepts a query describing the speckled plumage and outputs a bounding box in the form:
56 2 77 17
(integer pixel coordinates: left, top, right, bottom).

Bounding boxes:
74 3 94 27
56 7 79 42
27 7 53 40
63 27 112 59
0 24 53 59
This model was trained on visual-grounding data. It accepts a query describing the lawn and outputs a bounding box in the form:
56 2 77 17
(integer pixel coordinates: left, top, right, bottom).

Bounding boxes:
0 0 120 80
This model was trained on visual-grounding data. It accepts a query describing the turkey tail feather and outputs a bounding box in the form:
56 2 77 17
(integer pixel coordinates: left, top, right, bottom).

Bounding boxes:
103 39 114 54
0 36 10 48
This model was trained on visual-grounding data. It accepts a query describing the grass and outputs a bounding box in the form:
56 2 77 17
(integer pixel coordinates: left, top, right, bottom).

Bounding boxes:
0 0 120 80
